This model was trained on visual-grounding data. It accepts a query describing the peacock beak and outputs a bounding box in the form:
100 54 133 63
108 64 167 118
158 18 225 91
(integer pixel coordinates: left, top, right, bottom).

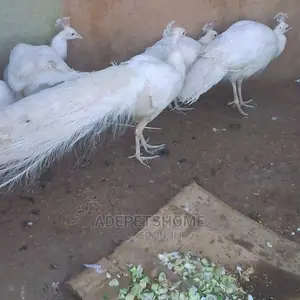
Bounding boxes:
76 33 83 39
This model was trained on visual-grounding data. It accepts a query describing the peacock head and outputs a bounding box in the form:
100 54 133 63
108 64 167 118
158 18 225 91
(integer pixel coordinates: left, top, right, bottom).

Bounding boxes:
63 27 83 40
55 17 83 40
170 27 186 45
198 21 218 44
167 27 187 75
274 12 291 35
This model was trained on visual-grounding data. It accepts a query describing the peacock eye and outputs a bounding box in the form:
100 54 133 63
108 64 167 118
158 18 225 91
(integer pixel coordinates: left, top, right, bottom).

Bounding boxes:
72 33 75 35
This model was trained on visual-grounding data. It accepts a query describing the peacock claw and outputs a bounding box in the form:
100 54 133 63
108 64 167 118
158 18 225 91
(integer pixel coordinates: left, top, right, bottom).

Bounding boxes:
227 100 248 116
143 146 165 155
169 100 194 115
172 109 187 116
227 99 255 108
142 137 165 151
241 99 255 108
243 104 255 108
243 99 254 104
172 106 194 114
237 107 248 116
128 154 160 168
227 100 236 106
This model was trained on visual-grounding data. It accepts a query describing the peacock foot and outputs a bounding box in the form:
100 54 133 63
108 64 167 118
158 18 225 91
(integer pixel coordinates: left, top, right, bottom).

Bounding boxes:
170 100 194 115
227 100 248 116
227 99 255 108
172 106 194 115
141 137 165 155
128 153 160 168
240 99 255 108
237 107 248 117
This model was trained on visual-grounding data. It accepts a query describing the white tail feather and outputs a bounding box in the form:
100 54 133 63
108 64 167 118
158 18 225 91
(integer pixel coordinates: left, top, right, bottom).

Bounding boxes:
178 58 228 105
0 65 146 190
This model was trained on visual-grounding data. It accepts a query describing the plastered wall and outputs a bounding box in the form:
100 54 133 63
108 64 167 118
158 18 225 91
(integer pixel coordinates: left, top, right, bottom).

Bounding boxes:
64 0 300 81
0 0 61 76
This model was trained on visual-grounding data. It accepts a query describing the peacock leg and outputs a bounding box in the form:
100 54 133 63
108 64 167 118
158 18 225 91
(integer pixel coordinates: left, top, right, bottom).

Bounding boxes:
128 118 160 167
227 80 248 116
140 135 165 155
237 79 254 108
171 99 194 115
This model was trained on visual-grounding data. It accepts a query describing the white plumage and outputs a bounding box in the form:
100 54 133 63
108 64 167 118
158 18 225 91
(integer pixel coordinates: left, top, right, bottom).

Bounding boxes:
144 21 217 69
178 13 290 116
0 26 189 190
5 17 84 98
0 80 16 109
144 20 218 112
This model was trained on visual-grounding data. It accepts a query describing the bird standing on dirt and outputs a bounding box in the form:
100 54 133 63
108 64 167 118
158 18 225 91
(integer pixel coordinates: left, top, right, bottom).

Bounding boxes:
178 13 290 116
0 25 190 190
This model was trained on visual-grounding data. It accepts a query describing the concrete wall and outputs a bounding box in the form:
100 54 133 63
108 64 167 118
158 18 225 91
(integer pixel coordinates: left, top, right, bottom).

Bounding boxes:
0 0 61 76
64 0 300 81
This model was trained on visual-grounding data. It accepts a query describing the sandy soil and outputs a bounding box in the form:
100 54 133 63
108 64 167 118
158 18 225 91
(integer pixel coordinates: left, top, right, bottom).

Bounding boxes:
0 81 300 300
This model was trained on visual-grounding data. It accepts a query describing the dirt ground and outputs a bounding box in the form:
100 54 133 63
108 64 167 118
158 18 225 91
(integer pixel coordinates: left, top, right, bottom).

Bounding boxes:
0 80 300 300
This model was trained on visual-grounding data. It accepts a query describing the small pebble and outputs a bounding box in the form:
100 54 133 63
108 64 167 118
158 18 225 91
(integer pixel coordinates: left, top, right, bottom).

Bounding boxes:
51 282 59 293
22 221 33 228
236 265 243 272
291 232 296 236
266 242 273 248
50 264 59 270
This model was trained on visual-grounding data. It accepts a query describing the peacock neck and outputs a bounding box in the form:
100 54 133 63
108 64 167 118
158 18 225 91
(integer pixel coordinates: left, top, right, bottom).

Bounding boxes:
50 32 68 60
273 30 287 58
167 50 186 76
198 34 211 45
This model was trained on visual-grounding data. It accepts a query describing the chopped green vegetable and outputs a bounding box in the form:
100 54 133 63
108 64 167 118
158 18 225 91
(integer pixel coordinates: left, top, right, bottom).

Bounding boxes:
109 278 119 287
124 293 135 300
158 272 167 282
112 251 254 300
